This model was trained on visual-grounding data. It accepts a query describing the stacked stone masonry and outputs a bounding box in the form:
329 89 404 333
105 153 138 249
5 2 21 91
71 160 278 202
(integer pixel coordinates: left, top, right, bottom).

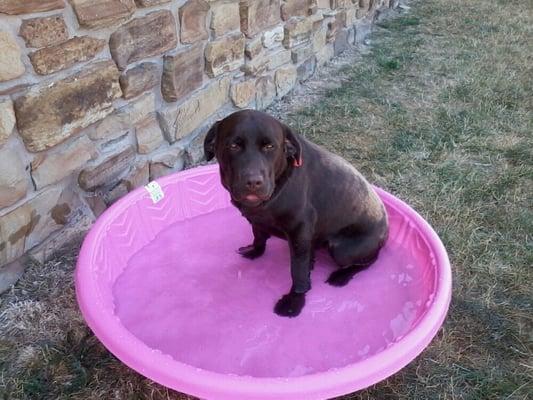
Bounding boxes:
0 0 398 269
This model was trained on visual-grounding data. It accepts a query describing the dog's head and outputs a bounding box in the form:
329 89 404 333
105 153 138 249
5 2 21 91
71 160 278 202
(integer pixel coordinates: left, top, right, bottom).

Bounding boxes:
204 110 301 207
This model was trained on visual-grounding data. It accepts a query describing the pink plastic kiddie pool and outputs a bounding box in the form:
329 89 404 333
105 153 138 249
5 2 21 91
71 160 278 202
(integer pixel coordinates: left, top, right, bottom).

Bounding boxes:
76 164 451 400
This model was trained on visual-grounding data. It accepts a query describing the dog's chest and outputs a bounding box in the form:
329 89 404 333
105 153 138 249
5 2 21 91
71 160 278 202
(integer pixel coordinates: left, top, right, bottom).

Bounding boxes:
241 208 288 238
244 209 278 227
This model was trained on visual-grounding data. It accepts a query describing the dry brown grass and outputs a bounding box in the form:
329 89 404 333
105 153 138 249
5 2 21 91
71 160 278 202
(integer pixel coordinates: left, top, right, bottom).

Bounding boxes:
1 0 532 399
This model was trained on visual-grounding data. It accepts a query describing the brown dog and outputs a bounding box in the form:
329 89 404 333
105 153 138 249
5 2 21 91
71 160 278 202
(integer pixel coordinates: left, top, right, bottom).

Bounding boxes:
204 110 388 317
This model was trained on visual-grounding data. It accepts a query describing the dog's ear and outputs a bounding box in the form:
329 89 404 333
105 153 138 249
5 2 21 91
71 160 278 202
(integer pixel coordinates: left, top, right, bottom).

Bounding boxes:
204 121 220 161
281 123 303 167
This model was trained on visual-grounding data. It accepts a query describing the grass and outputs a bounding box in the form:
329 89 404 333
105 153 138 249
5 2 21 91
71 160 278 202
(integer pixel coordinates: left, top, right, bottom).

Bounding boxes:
1 0 532 398
286 0 532 398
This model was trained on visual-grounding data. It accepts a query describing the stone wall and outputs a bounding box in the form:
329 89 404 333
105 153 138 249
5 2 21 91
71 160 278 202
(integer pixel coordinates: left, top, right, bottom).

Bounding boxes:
0 0 396 269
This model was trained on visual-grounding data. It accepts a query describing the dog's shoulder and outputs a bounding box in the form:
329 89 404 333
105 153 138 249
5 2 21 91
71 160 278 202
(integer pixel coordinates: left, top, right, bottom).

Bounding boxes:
301 137 365 182
300 136 387 224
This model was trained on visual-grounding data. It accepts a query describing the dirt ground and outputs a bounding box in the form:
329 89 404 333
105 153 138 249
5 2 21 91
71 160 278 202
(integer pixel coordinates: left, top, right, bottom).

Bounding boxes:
1 0 532 399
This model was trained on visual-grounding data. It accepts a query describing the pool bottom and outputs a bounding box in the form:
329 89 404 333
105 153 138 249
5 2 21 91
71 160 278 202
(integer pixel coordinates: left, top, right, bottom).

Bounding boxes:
113 206 435 378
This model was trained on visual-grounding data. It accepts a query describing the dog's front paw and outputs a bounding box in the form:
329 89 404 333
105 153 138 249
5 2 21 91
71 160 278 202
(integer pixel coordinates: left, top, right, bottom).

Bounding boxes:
274 292 305 317
237 244 265 259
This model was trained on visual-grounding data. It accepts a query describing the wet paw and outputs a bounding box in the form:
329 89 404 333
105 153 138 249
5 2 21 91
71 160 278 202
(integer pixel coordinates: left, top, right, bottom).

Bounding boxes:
326 268 357 287
237 244 265 259
274 292 306 317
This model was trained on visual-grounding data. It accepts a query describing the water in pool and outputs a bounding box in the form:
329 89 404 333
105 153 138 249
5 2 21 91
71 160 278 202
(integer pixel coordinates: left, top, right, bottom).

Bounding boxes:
113 206 435 378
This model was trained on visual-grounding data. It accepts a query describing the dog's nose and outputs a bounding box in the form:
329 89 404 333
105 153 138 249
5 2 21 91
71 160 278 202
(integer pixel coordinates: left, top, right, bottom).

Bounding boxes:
245 175 264 191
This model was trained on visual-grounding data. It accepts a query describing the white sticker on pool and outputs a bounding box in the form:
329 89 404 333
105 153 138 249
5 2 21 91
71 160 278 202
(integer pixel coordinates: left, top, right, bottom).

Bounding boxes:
145 181 164 204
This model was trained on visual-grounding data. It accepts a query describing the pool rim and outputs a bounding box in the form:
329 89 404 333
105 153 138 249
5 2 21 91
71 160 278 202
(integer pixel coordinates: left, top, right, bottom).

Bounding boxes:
75 163 452 400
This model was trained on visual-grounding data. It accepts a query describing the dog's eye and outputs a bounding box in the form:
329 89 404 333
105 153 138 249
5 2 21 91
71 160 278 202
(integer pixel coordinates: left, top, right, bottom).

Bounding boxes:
229 143 240 151
263 143 274 151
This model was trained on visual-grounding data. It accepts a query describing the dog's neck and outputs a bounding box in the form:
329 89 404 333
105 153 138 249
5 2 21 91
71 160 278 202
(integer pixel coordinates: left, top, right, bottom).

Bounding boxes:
271 161 296 199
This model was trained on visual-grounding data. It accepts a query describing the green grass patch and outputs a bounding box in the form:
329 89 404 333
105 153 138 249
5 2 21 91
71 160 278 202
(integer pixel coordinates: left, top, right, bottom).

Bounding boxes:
377 16 421 30
377 58 401 71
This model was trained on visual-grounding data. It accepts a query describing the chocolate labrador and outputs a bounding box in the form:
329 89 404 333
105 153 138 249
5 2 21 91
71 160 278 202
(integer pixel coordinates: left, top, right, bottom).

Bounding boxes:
204 110 388 317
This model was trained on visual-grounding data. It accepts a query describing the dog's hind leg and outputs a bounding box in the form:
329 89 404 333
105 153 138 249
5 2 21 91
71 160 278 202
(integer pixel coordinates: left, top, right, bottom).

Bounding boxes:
326 232 384 287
